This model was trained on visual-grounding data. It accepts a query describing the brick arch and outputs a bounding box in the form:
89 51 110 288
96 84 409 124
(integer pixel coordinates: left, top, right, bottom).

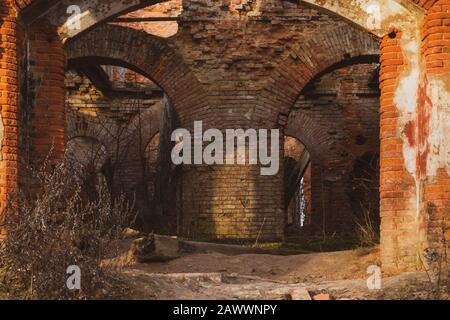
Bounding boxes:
66 109 118 158
285 112 337 165
67 101 162 167
259 25 379 123
112 102 162 226
283 56 380 154
65 24 208 122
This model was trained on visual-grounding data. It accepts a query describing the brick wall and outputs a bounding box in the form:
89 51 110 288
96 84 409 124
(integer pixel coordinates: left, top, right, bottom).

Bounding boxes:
181 163 285 241
378 32 420 270
27 19 65 165
287 63 380 237
0 1 19 234
116 0 181 38
65 70 161 121
65 70 163 229
420 0 450 269
8 0 449 272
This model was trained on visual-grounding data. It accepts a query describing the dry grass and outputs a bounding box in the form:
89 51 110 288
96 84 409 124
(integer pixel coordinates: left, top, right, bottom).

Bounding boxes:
355 203 380 248
0 158 134 300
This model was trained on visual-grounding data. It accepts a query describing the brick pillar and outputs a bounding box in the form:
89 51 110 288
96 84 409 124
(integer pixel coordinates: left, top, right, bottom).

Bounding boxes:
28 20 65 165
179 118 285 242
181 163 285 242
379 32 421 271
0 1 19 234
420 0 450 266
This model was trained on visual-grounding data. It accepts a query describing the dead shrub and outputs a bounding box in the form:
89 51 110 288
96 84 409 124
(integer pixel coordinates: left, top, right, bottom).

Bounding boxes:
0 159 134 300
355 203 379 248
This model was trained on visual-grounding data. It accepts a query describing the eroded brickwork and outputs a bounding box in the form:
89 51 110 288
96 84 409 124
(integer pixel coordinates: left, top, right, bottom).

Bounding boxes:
27 19 65 165
2 0 448 272
65 69 164 227
117 0 182 37
378 32 422 270
284 63 381 237
0 1 19 234
420 0 450 270
65 69 161 120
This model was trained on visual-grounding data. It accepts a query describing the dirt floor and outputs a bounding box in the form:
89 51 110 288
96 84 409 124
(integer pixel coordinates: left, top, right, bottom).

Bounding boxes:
117 247 449 300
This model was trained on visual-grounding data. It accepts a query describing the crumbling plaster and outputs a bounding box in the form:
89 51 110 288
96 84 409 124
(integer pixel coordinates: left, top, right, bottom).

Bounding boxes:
299 0 423 36
426 75 450 180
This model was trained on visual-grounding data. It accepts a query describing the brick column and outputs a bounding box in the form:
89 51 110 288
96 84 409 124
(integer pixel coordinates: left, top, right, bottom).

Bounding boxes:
179 112 285 242
420 0 450 266
27 19 65 165
379 33 420 271
0 1 19 234
181 162 285 242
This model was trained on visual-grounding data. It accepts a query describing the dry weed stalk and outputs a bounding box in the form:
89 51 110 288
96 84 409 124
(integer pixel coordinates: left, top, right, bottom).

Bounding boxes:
0 158 133 299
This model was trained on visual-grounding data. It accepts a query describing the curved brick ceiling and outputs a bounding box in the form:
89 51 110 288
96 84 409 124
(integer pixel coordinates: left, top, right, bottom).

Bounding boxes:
18 0 168 40
18 0 425 40
16 0 437 11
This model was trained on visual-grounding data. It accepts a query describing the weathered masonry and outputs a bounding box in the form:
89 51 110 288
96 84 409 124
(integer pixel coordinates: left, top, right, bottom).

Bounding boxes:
0 0 449 272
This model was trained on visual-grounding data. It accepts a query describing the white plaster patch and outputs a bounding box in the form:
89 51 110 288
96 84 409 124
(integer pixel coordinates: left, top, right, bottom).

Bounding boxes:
381 0 408 19
394 32 421 178
403 142 417 175
300 0 420 37
359 0 381 30
395 32 421 113
395 68 420 113
426 77 450 179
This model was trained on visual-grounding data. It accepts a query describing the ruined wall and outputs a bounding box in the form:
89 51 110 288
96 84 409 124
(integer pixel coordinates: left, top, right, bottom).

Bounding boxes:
419 0 450 270
117 0 182 37
289 63 380 237
378 31 418 271
8 0 449 271
65 70 163 230
0 1 20 234
172 0 378 242
65 69 161 120
26 19 66 166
